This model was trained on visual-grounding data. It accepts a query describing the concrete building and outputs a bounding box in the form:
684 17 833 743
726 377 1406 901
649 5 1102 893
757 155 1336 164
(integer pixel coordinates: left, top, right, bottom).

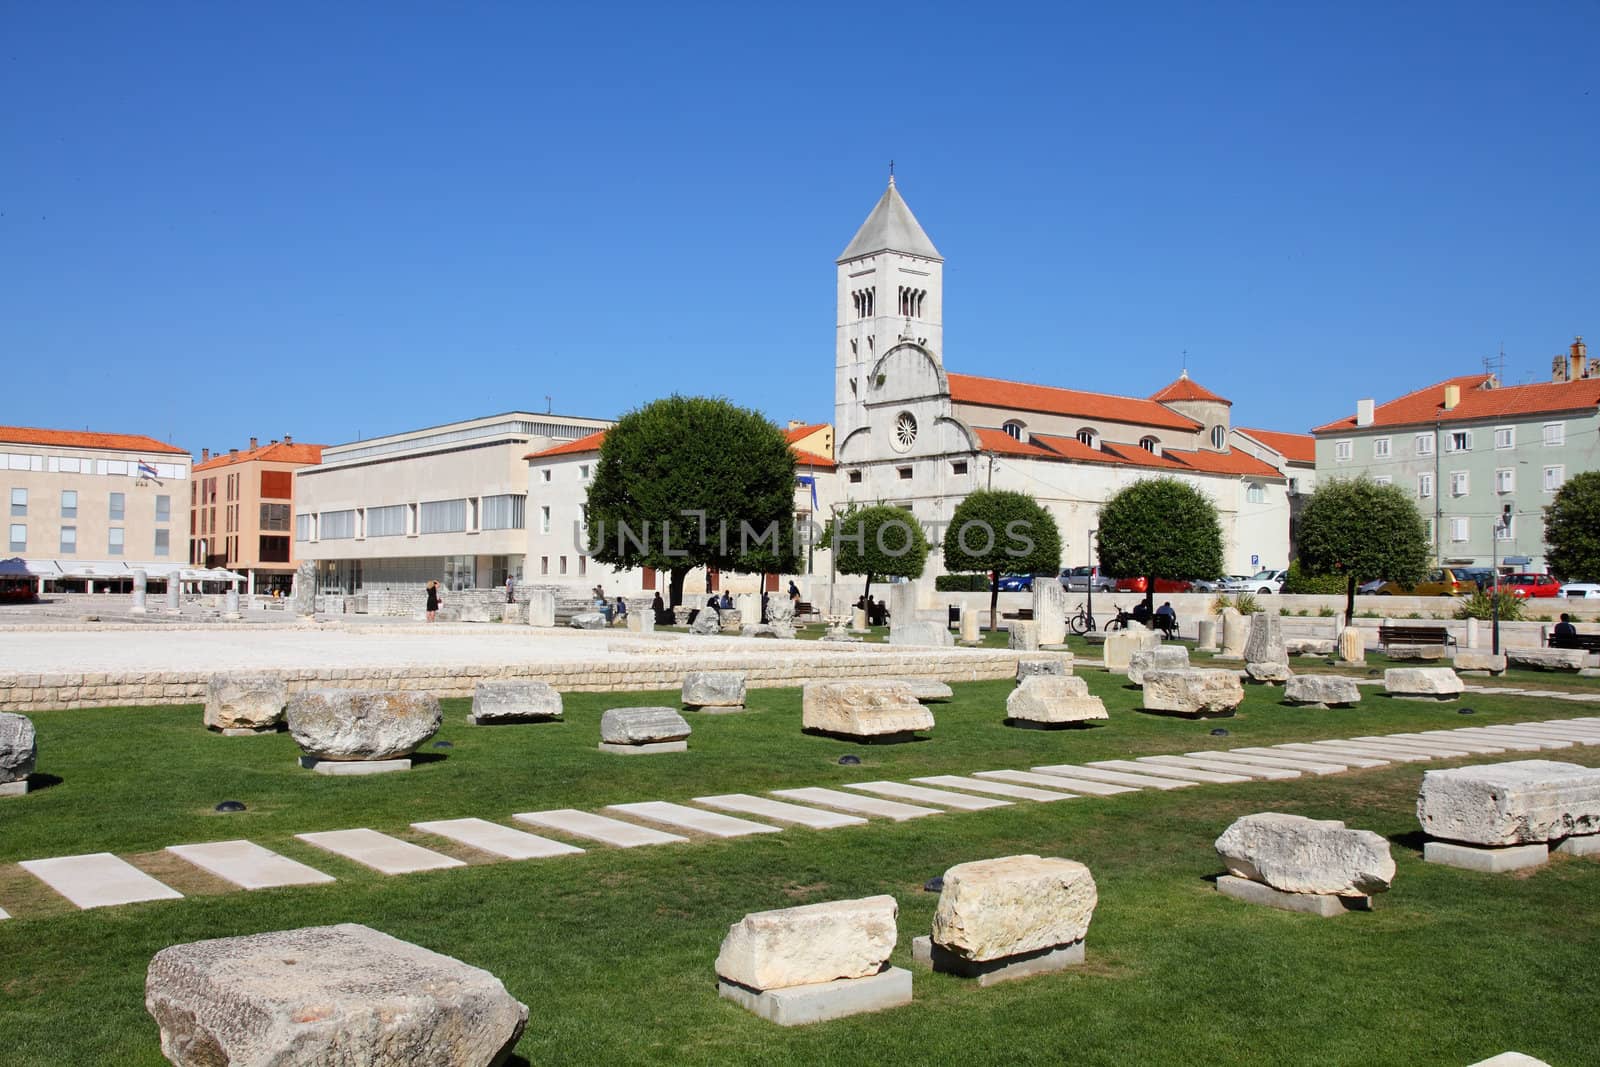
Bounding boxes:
1313 338 1600 571
0 425 190 590
292 411 610 609
190 437 324 595
831 179 1307 587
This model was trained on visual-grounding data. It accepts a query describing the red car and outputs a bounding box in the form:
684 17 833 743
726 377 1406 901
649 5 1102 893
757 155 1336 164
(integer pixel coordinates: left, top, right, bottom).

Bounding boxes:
1501 573 1561 598
1114 576 1193 594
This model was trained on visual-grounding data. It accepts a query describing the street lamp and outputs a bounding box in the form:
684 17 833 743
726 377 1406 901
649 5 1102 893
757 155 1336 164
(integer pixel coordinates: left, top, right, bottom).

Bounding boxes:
1492 503 1511 655
1086 529 1098 630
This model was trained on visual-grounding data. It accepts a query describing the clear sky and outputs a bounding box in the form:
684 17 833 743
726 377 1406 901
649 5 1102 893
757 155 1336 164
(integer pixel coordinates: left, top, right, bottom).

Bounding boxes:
3 3 1596 456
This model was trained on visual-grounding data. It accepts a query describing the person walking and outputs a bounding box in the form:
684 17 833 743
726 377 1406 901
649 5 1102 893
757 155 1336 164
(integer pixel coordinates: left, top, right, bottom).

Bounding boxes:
425 580 441 623
788 579 802 604
505 574 516 604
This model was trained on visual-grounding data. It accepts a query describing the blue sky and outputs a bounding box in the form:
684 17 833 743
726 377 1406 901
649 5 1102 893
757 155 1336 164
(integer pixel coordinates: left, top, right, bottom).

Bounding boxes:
3 3 1596 455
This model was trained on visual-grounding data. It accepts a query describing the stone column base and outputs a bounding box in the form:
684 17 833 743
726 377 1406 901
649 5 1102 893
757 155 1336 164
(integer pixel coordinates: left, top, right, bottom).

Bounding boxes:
911 936 1085 986
1215 875 1371 916
1423 840 1548 872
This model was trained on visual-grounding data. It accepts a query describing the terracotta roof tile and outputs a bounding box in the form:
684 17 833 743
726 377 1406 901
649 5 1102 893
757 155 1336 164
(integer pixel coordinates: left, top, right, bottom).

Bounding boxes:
997 430 1283 479
791 449 836 469
950 373 1201 431
1313 374 1600 433
1235 427 1315 465
783 423 830 444
526 428 837 469
1149 375 1231 405
0 425 188 455
193 441 324 472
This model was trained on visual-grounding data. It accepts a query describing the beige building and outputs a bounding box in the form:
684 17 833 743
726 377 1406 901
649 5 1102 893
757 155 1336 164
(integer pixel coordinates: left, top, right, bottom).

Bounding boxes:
190 437 324 595
0 425 190 591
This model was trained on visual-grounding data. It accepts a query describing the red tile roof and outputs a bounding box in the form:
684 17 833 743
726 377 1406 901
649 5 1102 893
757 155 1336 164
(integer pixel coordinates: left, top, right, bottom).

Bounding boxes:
1149 374 1231 405
0 425 188 455
784 423 829 443
986 430 1283 479
949 373 1201 431
1236 427 1315 465
1313 374 1600 433
973 427 1065 458
525 428 836 469
193 441 324 472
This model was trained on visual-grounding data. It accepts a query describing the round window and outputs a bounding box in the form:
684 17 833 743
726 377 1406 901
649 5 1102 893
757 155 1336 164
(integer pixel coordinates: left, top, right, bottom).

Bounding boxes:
892 411 918 452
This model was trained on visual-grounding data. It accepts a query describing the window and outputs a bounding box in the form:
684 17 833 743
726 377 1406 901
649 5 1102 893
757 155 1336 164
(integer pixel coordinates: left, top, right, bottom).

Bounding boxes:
1374 475 1392 486
156 495 170 522
1335 441 1352 462
1245 482 1265 503
1415 433 1434 456
851 287 875 319
1544 465 1565 491
1447 430 1472 452
540 469 552 483
950 460 968 475
1496 514 1514 542
59 526 75 554
1544 422 1565 447
1002 421 1025 441
1450 471 1469 496
1450 517 1469 542
1495 468 1515 493
155 529 170 556
9 488 25 516
847 470 862 484
109 492 125 520
7 524 23 552
539 505 551 534
259 535 289 562
540 556 549 575
365 504 405 537
108 527 124 555
1210 425 1226 449
320 509 356 540
419 498 467 534
579 555 587 575
260 503 292 532
60 489 76 518
559 555 568 574
579 464 590 480
1373 437 1391 459
1494 426 1514 450
1140 436 1160 454
482 494 526 530
898 466 913 480
893 411 918 451
1417 473 1433 498
295 513 313 541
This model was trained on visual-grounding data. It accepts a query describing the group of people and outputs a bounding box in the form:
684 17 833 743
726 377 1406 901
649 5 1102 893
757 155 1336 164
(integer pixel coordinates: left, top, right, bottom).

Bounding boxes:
426 577 809 627
853 594 890 627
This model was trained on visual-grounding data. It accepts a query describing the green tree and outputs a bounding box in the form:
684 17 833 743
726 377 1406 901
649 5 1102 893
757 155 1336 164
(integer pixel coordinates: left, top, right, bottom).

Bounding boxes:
585 395 800 606
825 504 929 603
942 490 1063 631
1096 478 1224 616
1545 471 1600 583
1295 477 1430 625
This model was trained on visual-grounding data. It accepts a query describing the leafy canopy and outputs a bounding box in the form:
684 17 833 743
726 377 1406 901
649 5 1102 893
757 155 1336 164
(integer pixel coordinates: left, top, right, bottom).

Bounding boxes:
1295 477 1430 587
942 490 1062 576
1545 471 1600 583
1096 478 1224 582
827 504 929 584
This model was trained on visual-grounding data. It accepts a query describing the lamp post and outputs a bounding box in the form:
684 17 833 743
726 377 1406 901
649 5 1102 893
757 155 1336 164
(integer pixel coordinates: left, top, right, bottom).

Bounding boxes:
1492 503 1510 655
1086 529 1098 631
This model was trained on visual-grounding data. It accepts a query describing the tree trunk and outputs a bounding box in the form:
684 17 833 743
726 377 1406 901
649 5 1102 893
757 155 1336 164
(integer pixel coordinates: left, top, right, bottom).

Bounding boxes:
1144 578 1155 620
1345 573 1356 628
989 570 1000 633
668 566 690 608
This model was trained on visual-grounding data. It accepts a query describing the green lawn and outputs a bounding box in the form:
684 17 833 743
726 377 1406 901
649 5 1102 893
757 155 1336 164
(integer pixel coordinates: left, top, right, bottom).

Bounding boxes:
1 674 1596 1065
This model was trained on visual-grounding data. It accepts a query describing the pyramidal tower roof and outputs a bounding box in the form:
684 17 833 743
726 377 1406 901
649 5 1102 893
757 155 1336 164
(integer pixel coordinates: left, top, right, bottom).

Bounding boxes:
837 177 943 263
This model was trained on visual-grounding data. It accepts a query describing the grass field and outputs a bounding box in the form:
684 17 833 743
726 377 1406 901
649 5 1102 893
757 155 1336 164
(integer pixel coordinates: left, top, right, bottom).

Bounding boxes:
1 670 1596 1065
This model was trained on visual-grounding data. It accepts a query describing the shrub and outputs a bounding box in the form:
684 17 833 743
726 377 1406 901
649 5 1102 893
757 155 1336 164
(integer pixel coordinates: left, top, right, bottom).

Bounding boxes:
1234 592 1261 616
934 574 990 592
1318 606 1337 617
1210 594 1233 614
1453 591 1525 622
1405 611 1423 619
1281 560 1348 596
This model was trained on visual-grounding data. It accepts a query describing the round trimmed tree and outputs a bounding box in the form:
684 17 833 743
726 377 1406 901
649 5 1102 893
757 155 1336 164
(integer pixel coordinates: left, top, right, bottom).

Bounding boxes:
827 504 929 602
1295 476 1430 624
942 490 1063 631
1545 471 1600 583
1096 478 1224 616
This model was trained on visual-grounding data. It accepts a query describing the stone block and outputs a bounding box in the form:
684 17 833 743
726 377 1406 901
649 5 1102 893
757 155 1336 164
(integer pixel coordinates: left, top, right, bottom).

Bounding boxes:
1005 676 1108 726
1285 638 1337 656
1016 657 1066 682
890 678 954 703
0 712 37 785
1389 645 1448 661
889 620 953 647
527 591 556 627
1102 631 1142 671
570 611 607 629
300 757 412 775
682 671 747 709
911 935 1084 985
1008 621 1040 651
1554 834 1600 857
802 680 934 738
1196 618 1217 651
1283 675 1361 707
1220 607 1248 657
1032 581 1068 645
1423 840 1548 872
470 679 563 723
689 609 723 635
1215 875 1367 917
145 923 527 1066
1244 611 1288 665
1142 669 1245 716
287 689 441 761
1215 812 1395 896
1245 660 1292 684
599 707 691 745
1338 626 1365 663
1128 645 1190 686
1506 647 1586 672
1384 667 1463 699
715 895 898 991
717 967 912 1026
960 608 980 643
1417 760 1600 845
204 675 287 732
930 855 1096 962
1453 651 1508 675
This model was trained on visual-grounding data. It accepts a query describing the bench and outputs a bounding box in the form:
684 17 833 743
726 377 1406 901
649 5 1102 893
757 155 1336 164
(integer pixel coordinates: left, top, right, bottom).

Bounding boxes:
1377 624 1456 651
1549 632 1600 653
1000 608 1035 621
794 601 821 621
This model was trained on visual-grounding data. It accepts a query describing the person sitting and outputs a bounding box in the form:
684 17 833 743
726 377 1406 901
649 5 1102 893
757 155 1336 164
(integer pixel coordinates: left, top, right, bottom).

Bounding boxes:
650 591 672 626
1554 613 1578 639
1131 600 1153 627
868 598 888 627
613 596 628 626
1153 601 1177 636
718 591 733 611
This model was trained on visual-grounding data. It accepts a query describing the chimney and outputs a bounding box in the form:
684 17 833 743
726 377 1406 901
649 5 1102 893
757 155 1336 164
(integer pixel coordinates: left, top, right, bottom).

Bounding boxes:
284 434 293 444
201 448 210 462
271 438 279 445
229 447 238 456
1355 399 1374 427
249 436 258 450
1573 336 1588 380
1443 384 1460 411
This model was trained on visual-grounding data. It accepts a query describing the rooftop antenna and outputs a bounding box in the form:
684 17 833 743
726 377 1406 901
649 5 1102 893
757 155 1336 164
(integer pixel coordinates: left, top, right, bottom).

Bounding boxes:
1483 344 1506 384
1181 349 1188 378
545 395 552 414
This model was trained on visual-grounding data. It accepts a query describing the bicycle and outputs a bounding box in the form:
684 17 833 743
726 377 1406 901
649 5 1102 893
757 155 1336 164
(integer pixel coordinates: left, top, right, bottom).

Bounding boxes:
1068 602 1097 636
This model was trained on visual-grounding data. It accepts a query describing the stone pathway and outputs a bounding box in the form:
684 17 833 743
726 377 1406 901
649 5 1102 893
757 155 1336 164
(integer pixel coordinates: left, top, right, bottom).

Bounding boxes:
7 714 1600 920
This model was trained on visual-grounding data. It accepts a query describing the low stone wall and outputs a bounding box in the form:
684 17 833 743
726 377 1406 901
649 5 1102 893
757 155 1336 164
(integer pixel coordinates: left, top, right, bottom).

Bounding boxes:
0 647 1032 714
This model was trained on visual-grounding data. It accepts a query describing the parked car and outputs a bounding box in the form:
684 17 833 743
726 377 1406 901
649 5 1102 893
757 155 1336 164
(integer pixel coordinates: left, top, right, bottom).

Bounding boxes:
1502 573 1562 598
1114 576 1193 594
1560 582 1600 598
1372 567 1489 596
1061 565 1117 592
1357 578 1387 595
1188 576 1227 593
995 574 1034 592
1221 569 1286 594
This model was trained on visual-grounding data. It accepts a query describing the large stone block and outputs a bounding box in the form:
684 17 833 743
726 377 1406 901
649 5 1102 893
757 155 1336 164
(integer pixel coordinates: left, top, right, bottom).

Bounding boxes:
471 680 563 723
1244 611 1288 665
1196 618 1217 650
1337 626 1365 663
526 591 556 627
1453 651 1507 675
682 671 747 708
1215 812 1395 896
1384 667 1464 698
1142 669 1245 716
889 678 954 703
569 612 607 630
930 855 1097 962
1102 631 1142 671
203 675 287 732
287 690 441 761
599 707 691 745
802 681 934 738
765 598 796 638
1245 661 1293 684
689 610 723 635
1285 638 1336 656
889 620 953 647
715 895 898 991
1015 657 1066 682
145 923 528 1067
1417 760 1600 845
1008 621 1040 651
1006 676 1108 726
1282 675 1361 708
0 712 36 784
1220 607 1248 657
1032 582 1068 645
1128 645 1189 686
1506 647 1586 672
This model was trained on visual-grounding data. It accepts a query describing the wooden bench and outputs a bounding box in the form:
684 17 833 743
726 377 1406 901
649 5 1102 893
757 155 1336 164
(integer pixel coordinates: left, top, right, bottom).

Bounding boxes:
794 600 821 621
1377 624 1456 651
1549 632 1600 653
1000 608 1035 621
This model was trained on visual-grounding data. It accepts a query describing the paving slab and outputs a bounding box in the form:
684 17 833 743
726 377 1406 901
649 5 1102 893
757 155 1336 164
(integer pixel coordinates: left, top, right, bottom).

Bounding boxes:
1250 744 1389 769
19 852 184 909
513 808 688 847
604 801 782 838
1508 722 1600 740
770 787 941 821
695 794 868 829
1297 741 1431 763
1086 759 1251 784
1184 750 1347 775
294 829 466 874
411 817 586 859
1423 840 1548 873
910 774 1078 802
165 840 337 890
1471 727 1574 749
718 967 913 1026
1215 875 1369 916
1421 729 1544 752
1382 732 1508 755
1137 755 1300 781
973 769 1136 796
842 781 1012 811
1350 735 1475 757
1030 764 1197 790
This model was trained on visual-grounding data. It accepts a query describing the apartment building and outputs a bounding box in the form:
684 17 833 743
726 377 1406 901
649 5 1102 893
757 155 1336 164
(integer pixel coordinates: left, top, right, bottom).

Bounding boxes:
190 436 324 594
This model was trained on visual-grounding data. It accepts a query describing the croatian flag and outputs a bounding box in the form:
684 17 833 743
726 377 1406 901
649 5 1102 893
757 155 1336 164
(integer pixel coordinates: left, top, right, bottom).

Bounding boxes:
138 461 159 478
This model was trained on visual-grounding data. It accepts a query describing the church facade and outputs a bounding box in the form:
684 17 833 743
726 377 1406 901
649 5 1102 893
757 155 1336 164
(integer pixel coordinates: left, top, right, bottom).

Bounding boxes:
831 179 1309 583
